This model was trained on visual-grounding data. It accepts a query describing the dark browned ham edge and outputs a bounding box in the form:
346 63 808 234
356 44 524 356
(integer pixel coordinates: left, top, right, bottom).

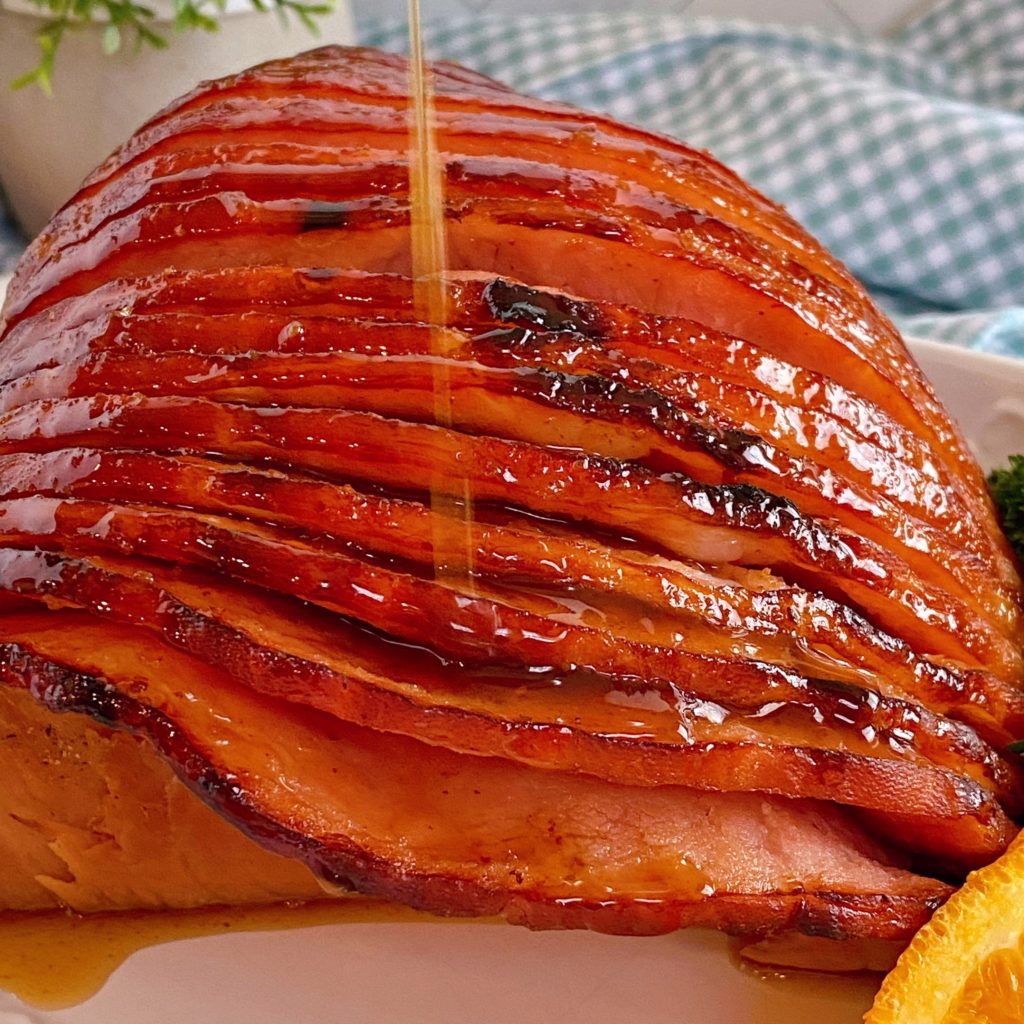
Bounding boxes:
0 611 951 970
0 46 1020 960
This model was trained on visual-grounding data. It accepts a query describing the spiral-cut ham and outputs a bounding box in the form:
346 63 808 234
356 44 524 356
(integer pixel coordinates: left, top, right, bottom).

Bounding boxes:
0 46 1021 966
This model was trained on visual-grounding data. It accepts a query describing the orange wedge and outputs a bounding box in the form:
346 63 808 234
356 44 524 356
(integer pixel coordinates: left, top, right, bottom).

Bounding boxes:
866 830 1024 1023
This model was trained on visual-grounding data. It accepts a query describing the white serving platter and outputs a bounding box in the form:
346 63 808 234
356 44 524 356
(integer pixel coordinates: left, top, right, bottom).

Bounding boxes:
0 311 1020 1023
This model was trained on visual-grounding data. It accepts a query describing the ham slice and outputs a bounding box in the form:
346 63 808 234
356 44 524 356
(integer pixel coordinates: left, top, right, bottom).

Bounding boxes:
0 682 323 913
0 612 950 945
0 46 1020 965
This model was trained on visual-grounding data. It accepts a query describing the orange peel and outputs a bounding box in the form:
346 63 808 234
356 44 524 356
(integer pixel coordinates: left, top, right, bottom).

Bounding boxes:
867 829 1024 1023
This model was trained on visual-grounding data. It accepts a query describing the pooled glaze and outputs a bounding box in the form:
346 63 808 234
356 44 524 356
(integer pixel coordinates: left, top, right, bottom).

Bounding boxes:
0 899 430 1010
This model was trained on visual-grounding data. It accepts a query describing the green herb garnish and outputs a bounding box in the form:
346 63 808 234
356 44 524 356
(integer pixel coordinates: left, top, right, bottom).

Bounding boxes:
989 455 1024 565
11 0 333 95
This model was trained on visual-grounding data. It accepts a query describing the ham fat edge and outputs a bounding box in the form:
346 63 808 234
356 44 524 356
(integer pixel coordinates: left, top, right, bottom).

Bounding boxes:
0 46 1021 967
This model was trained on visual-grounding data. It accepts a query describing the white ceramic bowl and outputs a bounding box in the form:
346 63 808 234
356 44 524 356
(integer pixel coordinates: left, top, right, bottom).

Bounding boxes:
0 3 355 236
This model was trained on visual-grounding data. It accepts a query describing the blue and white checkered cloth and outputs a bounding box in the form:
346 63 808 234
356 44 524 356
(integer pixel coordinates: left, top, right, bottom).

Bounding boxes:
3 0 1022 358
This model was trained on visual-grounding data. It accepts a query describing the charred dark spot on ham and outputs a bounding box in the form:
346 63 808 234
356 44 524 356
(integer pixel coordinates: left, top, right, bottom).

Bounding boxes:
300 201 351 233
482 279 608 339
688 423 769 473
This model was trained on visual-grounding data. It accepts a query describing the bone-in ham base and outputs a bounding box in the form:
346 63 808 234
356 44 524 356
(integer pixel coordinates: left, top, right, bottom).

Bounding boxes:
0 46 1020 969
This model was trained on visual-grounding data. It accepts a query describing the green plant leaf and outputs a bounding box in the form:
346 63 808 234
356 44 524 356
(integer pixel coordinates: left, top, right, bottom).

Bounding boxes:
989 455 1024 565
12 18 66 94
10 0 332 92
136 23 169 48
10 66 48 93
102 23 122 53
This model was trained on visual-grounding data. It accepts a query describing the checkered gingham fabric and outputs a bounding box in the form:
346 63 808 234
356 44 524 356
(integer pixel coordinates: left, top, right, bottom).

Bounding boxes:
361 0 1024 357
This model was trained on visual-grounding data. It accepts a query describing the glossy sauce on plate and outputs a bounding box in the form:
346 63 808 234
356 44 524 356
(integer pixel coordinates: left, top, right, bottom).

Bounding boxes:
0 900 455 1010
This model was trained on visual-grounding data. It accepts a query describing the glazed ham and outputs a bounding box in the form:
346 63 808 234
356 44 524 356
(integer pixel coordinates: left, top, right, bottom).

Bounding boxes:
0 46 1020 967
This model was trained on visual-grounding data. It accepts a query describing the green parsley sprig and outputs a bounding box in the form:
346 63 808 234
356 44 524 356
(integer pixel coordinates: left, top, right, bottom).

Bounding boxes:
989 454 1024 567
11 0 333 94
990 455 1024 751
987 456 1024 756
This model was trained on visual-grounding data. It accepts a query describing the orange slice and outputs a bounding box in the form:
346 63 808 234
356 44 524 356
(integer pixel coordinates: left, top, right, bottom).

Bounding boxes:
866 830 1024 1023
